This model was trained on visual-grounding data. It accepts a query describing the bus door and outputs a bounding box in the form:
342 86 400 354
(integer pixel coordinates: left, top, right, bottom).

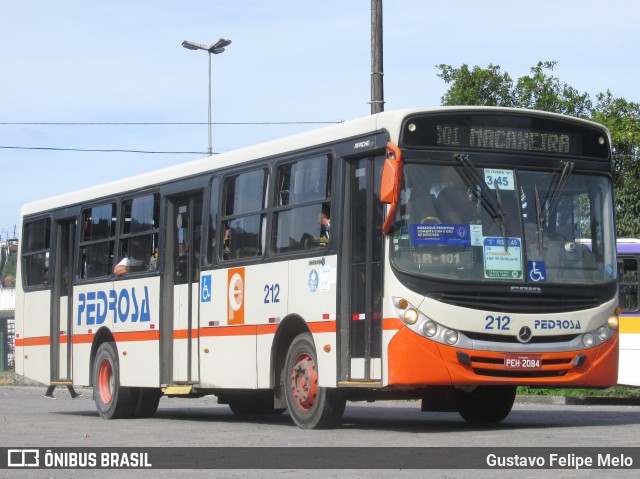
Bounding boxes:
50 219 75 384
162 193 203 384
340 156 385 382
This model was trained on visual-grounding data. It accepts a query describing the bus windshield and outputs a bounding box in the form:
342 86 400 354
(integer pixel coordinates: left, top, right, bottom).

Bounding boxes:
391 161 616 284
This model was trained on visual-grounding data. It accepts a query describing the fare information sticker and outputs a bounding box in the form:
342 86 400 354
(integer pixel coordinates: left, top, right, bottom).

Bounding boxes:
483 237 522 279
484 168 515 191
411 224 470 246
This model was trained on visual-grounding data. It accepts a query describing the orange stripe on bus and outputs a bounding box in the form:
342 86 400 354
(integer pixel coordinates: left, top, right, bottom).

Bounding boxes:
173 329 192 340
15 336 49 347
113 330 160 342
17 320 348 347
200 325 257 337
308 321 336 333
199 321 337 337
75 330 160 343
73 334 95 344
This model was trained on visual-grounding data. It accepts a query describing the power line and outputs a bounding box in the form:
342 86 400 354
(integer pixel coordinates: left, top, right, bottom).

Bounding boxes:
0 119 345 154
0 121 341 126
0 146 207 155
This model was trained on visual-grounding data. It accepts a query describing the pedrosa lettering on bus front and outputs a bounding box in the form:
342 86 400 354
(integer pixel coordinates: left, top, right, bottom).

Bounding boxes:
77 287 151 326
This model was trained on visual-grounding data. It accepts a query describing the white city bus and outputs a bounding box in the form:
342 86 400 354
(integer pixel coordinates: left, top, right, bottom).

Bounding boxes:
15 107 620 428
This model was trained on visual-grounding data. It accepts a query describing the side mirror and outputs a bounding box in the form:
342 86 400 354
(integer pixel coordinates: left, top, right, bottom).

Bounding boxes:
380 142 402 204
380 142 402 234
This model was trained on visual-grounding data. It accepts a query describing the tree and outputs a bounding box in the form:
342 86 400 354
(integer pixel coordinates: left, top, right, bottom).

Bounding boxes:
592 91 640 237
514 61 592 118
436 63 515 107
436 61 640 237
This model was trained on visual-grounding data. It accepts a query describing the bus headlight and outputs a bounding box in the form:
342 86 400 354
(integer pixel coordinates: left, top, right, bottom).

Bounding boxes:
607 315 619 330
583 333 595 348
404 308 419 325
422 320 438 337
444 329 459 345
597 326 609 341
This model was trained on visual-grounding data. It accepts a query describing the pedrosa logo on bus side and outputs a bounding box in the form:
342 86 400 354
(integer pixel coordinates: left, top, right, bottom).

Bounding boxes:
77 287 151 326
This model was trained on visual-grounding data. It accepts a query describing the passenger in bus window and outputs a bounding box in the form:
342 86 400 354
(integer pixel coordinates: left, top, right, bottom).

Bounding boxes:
114 237 148 276
222 225 231 260
320 206 331 240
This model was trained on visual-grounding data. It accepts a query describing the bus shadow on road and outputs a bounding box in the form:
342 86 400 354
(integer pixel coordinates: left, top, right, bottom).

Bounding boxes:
54 401 640 433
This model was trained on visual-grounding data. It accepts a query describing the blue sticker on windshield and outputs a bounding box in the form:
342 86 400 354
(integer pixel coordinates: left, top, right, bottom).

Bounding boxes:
527 261 546 283
411 224 470 246
605 264 614 278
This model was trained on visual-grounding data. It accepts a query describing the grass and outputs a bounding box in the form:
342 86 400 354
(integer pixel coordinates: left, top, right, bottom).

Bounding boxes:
517 386 640 398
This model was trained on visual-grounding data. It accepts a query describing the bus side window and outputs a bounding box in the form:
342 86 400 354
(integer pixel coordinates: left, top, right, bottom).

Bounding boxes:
21 218 51 287
206 177 220 265
115 194 160 276
221 169 267 260
619 257 639 312
272 154 331 254
78 203 116 280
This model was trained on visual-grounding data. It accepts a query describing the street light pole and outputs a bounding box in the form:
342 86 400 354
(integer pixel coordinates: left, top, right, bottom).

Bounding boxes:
371 0 384 114
182 38 232 156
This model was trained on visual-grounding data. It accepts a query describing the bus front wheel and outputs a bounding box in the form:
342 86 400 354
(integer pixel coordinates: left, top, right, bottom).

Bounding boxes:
284 333 345 429
92 342 135 419
456 385 516 424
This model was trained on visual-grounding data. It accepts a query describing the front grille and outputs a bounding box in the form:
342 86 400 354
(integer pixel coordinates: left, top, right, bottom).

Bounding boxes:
465 354 574 379
469 356 572 366
463 331 579 344
436 291 599 313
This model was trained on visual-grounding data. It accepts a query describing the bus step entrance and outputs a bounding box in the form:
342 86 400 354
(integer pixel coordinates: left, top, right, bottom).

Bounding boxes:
163 385 194 396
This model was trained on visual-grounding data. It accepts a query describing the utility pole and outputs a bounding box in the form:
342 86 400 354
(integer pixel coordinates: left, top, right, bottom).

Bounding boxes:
370 0 384 114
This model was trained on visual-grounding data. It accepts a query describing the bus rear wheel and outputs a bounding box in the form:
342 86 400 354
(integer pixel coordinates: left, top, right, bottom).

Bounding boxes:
456 385 516 424
92 342 135 419
284 333 345 429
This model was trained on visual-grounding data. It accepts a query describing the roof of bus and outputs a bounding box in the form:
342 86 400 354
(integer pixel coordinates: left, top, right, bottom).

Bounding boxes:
20 106 610 219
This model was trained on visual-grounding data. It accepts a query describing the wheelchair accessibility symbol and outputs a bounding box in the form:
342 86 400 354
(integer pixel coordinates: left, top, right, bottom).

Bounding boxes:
201 275 212 302
527 261 546 283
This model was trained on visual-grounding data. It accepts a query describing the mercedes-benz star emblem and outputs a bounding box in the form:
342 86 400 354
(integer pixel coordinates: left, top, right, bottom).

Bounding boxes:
517 326 533 343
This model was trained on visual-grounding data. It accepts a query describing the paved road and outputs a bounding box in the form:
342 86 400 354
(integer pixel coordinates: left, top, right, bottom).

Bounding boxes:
1 386 638 478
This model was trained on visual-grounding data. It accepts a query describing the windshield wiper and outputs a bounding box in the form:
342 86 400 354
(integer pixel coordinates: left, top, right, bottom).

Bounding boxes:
493 180 509 251
534 184 544 252
455 154 508 250
535 161 575 250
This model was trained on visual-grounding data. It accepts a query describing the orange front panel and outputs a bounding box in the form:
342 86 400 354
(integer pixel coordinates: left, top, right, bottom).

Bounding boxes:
387 327 453 385
388 326 619 387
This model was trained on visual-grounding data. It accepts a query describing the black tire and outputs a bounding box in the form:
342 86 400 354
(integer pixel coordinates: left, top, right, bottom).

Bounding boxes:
456 385 516 424
92 342 135 419
283 333 345 429
132 387 163 418
228 391 286 416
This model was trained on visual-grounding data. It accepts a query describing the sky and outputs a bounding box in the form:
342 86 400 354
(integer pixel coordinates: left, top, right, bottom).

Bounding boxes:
1 0 639 238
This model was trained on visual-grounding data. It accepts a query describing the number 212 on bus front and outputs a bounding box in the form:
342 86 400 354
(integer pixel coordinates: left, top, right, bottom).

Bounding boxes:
485 314 510 330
